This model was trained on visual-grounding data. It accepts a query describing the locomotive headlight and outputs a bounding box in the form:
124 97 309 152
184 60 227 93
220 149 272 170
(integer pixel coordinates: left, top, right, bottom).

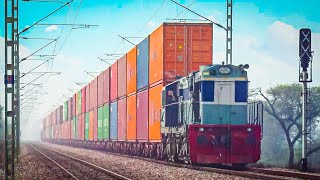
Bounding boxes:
219 67 231 74
199 127 205 132
247 128 252 133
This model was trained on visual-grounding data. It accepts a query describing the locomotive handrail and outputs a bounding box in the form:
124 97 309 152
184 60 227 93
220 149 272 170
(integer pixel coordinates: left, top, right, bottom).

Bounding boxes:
248 101 264 136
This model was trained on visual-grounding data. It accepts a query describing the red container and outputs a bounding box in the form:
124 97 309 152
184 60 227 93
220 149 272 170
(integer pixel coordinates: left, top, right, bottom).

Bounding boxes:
118 55 127 98
137 89 148 141
149 23 213 85
110 62 118 101
93 108 98 140
103 68 110 104
82 87 86 113
98 73 104 107
71 119 74 140
85 84 90 112
67 121 71 140
127 47 137 95
118 97 127 141
127 94 136 141
90 78 98 110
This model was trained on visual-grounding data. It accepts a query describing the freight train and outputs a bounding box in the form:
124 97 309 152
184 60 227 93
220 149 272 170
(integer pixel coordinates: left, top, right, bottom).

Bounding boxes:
41 22 263 167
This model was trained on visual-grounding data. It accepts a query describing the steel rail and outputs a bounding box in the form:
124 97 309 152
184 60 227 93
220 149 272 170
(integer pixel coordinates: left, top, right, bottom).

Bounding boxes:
249 168 320 180
30 145 80 180
36 144 131 180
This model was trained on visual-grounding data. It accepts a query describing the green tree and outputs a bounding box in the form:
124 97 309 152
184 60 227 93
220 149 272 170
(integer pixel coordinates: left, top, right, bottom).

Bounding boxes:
258 84 320 168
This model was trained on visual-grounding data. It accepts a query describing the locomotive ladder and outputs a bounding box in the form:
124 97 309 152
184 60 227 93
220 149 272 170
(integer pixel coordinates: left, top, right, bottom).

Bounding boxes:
4 0 19 179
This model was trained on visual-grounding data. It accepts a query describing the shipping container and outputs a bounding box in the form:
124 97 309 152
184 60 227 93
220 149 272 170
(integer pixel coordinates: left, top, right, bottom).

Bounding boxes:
110 101 118 140
118 97 126 141
86 84 90 112
77 115 81 140
57 106 63 124
137 90 148 141
149 84 162 142
80 114 85 140
118 55 127 98
71 119 74 140
89 110 94 140
51 110 56 125
103 68 110 104
77 90 82 115
55 108 59 124
98 106 103 140
149 23 213 85
81 87 86 113
64 101 68 121
73 116 77 139
85 112 89 140
68 97 73 120
90 78 98 110
127 94 136 141
137 37 149 90
98 73 104 107
110 62 118 101
73 94 77 117
102 103 110 140
93 108 98 140
127 47 137 95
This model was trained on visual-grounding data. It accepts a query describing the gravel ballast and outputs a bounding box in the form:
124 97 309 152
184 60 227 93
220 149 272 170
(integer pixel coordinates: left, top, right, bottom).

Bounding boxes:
41 142 249 180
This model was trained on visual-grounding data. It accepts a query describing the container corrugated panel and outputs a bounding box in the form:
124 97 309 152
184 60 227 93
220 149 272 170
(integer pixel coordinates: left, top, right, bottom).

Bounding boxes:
149 23 213 86
55 108 59 124
86 84 90 112
77 115 81 140
80 114 85 140
77 90 82 115
98 106 103 140
102 104 110 140
110 101 118 140
127 94 136 141
137 89 148 141
98 73 104 107
64 101 68 121
127 47 137 94
52 110 56 125
103 68 110 104
59 106 63 123
85 112 89 140
137 37 149 90
82 87 86 114
93 78 98 109
67 121 71 140
149 83 162 142
110 62 118 101
118 55 127 98
118 97 126 141
89 110 93 140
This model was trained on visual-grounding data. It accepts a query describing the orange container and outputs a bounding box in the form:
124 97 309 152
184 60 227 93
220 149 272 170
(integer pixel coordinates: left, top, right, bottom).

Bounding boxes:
127 47 137 95
89 110 94 140
127 94 136 141
148 83 162 142
149 23 213 86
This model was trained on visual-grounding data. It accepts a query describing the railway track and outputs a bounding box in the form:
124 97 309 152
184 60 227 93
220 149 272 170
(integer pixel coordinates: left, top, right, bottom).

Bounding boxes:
30 144 131 180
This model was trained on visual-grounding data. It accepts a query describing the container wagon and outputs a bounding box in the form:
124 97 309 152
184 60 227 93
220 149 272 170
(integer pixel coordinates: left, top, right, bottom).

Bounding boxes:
42 22 263 166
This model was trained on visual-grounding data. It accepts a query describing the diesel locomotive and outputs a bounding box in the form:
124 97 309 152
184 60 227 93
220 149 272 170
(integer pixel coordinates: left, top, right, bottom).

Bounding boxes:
160 63 263 166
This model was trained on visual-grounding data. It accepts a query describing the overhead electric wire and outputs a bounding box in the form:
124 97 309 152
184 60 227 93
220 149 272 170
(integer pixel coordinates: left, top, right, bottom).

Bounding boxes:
172 0 197 20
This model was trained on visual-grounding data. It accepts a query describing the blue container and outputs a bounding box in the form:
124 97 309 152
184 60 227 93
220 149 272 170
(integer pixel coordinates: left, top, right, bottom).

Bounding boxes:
137 37 149 90
110 101 118 140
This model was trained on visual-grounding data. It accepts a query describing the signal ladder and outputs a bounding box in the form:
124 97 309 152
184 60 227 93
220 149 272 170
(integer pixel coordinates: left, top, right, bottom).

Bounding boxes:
305 85 312 170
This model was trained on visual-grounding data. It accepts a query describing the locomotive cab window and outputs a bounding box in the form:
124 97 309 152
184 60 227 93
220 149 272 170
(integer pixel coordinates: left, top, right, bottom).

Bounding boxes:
235 81 248 102
201 81 215 102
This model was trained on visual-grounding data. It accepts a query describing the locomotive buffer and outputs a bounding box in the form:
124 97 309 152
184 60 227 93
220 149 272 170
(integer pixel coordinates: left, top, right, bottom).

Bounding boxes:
298 28 313 172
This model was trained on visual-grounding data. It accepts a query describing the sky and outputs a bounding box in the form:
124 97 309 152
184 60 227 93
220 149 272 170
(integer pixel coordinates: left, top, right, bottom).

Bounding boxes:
0 0 319 140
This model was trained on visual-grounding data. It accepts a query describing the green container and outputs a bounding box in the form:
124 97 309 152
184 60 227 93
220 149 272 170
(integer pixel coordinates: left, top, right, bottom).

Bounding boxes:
63 101 68 121
77 90 82 114
98 107 103 140
102 104 110 140
73 116 77 139
85 113 89 140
